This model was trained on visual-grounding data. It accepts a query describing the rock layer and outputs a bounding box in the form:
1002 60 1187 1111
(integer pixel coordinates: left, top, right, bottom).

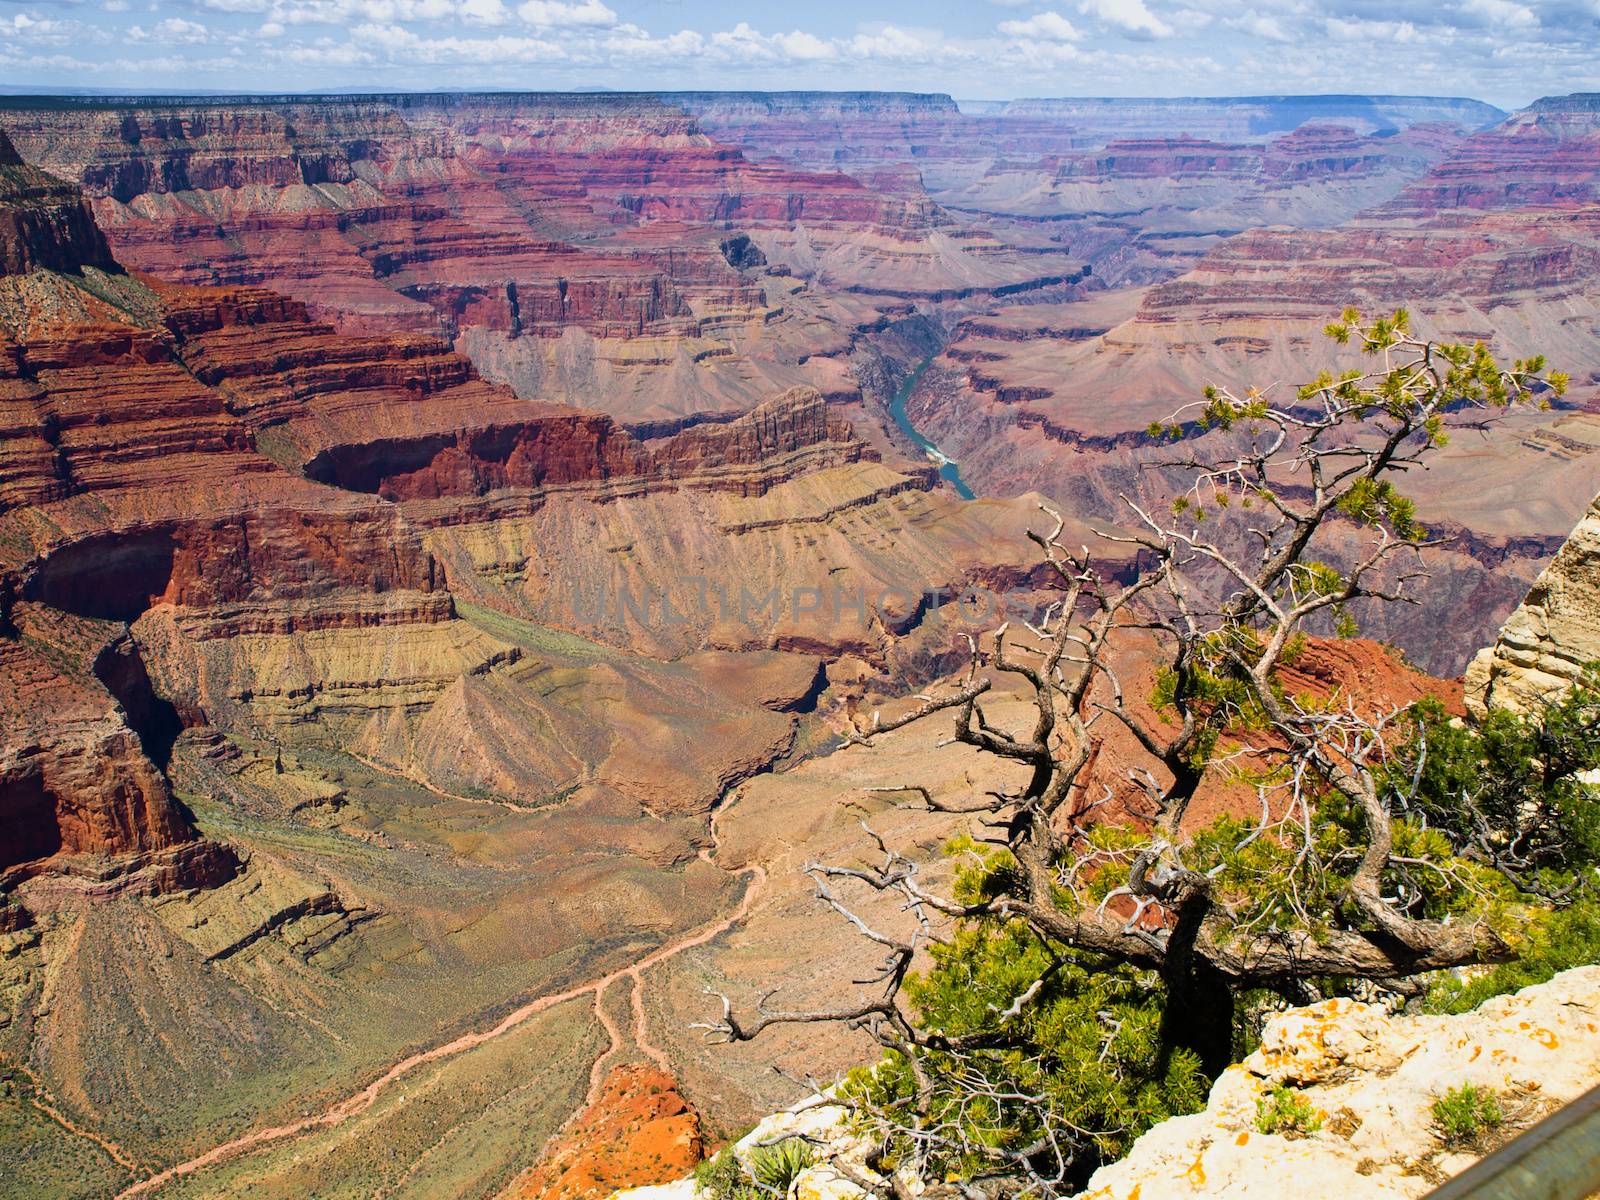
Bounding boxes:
0 127 117 278
1466 487 1600 714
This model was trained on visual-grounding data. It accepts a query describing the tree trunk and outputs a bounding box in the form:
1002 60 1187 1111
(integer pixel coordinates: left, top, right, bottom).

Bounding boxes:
1160 960 1236 1078
1158 893 1236 1077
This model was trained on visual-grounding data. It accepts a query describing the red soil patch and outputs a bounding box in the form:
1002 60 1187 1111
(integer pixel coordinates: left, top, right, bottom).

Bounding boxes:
509 1065 703 1200
1078 636 1462 833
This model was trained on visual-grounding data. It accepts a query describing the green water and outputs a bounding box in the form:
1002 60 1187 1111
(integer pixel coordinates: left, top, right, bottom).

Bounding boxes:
887 355 975 500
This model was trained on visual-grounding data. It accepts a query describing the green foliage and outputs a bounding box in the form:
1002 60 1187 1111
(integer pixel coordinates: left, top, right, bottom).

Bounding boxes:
1430 1085 1503 1145
692 1137 815 1199
1388 666 1600 897
1133 673 1600 983
748 1140 815 1192
693 1146 757 1200
1255 1086 1322 1136
842 920 1207 1186
1425 897 1600 1014
1336 477 1424 540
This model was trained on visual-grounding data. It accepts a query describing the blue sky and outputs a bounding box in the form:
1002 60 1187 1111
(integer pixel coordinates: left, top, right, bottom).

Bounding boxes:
0 0 1595 107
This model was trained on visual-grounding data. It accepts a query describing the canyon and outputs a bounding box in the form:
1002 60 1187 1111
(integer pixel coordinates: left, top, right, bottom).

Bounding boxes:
0 87 1596 1200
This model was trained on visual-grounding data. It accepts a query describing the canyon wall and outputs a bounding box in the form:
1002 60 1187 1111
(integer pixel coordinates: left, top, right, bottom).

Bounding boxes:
0 88 1592 1200
903 93 1600 671
0 124 1085 1200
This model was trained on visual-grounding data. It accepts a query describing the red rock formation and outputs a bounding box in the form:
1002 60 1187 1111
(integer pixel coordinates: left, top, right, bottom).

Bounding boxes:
1077 636 1463 834
0 603 235 887
0 92 1094 408
0 130 1043 899
507 1065 703 1200
0 95 899 335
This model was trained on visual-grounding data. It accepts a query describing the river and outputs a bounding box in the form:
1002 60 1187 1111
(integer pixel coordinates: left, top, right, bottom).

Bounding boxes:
887 355 975 500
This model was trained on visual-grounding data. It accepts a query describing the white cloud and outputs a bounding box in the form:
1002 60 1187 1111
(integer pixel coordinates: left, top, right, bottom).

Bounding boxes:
771 29 832 59
3 11 88 42
1226 10 1292 40
127 15 211 40
846 23 960 61
460 0 505 23
1325 15 1424 42
998 10 1083 40
1460 0 1537 28
352 18 564 59
517 0 612 28
1078 0 1173 38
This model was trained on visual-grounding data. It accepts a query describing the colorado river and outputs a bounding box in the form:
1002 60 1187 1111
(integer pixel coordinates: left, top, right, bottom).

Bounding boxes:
888 355 975 500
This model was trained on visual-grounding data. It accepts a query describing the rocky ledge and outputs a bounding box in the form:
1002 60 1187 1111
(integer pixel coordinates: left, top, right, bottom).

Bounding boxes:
615 966 1600 1200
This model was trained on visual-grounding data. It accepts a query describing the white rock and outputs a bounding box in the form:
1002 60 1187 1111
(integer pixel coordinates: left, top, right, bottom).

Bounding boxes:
1077 966 1600 1199
610 1180 699 1200
1466 487 1600 717
792 1162 871 1200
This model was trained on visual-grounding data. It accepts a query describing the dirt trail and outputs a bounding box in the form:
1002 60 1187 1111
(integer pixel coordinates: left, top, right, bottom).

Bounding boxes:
344 750 547 814
115 862 766 1199
629 969 672 1072
10 1061 141 1175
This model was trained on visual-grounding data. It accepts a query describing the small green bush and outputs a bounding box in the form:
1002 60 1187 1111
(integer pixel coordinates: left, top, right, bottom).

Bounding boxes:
748 1139 815 1192
692 1138 813 1199
692 1146 755 1200
1426 898 1600 1014
1431 1084 1503 1145
1255 1086 1322 1136
839 916 1208 1189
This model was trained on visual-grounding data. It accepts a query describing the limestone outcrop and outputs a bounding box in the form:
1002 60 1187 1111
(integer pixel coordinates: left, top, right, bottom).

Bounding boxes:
1466 487 1600 715
1079 967 1600 1199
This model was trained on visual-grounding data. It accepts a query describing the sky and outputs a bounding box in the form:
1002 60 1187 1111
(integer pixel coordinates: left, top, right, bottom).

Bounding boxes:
0 0 1596 108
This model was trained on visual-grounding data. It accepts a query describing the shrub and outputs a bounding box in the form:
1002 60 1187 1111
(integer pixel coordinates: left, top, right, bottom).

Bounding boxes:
692 1138 813 1199
1430 1084 1503 1145
1425 897 1600 1014
840 917 1207 1190
747 1139 814 1192
692 1146 755 1200
1255 1086 1322 1136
